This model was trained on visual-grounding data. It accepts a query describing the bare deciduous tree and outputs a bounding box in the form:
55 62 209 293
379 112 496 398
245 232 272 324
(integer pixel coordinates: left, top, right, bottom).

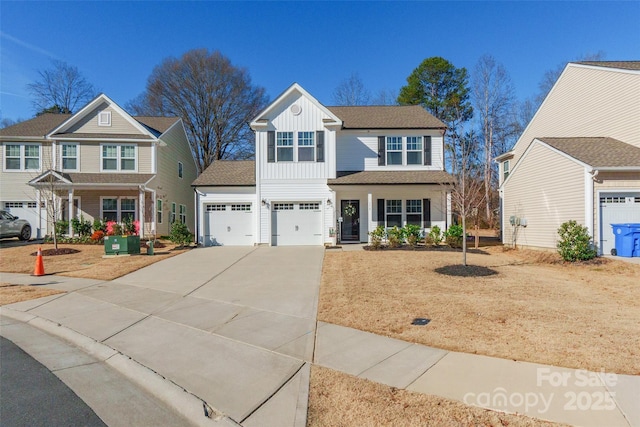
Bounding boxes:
27 60 96 115
332 73 371 106
472 54 516 226
130 49 268 173
371 88 398 106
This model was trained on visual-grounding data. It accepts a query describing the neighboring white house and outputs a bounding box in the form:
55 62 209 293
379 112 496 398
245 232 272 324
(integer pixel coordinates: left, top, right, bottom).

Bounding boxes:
497 61 640 254
193 83 453 246
0 94 197 238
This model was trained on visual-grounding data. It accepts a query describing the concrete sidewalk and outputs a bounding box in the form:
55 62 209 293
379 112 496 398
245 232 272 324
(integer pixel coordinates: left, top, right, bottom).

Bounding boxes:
315 322 639 427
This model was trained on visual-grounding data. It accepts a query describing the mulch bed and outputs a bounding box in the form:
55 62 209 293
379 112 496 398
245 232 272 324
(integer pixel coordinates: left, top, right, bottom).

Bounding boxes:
31 248 80 256
434 264 499 277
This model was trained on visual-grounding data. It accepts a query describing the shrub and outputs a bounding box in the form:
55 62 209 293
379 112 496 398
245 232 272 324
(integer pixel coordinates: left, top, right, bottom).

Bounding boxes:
404 224 421 248
445 224 463 248
387 226 404 248
557 220 597 262
169 222 193 247
90 230 105 242
71 216 92 237
122 216 140 235
368 225 386 249
55 220 69 238
106 221 123 236
93 218 107 233
428 225 443 246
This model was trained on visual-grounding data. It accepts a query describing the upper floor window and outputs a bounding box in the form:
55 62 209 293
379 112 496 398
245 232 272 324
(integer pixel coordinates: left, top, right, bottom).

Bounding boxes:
386 137 403 165
503 160 510 181
276 132 294 162
61 143 79 171
98 111 112 127
178 161 183 178
406 137 423 165
3 143 41 171
297 132 315 161
101 144 136 172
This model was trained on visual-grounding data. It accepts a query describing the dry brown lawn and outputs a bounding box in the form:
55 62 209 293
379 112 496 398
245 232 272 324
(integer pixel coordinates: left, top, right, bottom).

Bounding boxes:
0 242 190 281
319 247 640 375
308 365 565 427
0 283 65 306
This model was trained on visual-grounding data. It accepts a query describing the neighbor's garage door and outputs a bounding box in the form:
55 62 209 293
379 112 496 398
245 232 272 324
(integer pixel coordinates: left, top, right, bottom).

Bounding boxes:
204 203 253 246
599 193 640 255
3 201 42 236
271 202 322 246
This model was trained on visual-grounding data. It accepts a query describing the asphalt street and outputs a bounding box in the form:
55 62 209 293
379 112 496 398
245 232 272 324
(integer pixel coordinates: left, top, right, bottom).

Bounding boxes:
0 335 106 427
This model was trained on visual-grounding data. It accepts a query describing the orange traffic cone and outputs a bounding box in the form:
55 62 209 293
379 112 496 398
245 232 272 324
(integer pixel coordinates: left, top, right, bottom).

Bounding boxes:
33 247 45 276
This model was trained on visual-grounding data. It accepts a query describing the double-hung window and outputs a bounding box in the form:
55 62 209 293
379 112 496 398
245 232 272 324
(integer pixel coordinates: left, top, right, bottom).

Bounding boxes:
4 143 41 171
386 200 402 228
170 203 176 223
61 144 79 171
406 200 422 226
406 137 423 165
179 205 186 223
102 144 136 171
157 199 163 224
503 160 510 181
297 132 315 161
386 137 403 165
102 198 118 222
101 197 136 222
120 198 136 222
276 132 293 162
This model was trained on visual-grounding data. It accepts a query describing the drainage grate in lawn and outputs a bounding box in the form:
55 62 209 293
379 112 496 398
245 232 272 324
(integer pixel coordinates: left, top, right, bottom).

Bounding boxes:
411 318 430 325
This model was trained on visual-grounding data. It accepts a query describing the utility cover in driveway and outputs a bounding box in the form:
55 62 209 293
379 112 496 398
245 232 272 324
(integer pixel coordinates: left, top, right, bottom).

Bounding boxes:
271 202 322 245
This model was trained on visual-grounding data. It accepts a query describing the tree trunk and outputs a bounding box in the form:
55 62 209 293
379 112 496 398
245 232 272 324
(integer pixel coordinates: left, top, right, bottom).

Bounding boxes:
462 214 467 266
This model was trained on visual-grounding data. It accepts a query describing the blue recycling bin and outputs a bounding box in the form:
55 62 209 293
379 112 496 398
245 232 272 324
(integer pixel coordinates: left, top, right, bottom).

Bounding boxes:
610 224 640 257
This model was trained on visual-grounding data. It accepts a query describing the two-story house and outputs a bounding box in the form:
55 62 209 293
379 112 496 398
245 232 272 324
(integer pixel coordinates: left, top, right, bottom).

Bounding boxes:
0 94 197 239
497 61 640 255
192 83 453 246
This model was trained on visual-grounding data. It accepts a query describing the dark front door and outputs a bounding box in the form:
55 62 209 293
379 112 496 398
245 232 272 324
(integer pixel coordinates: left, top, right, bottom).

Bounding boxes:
340 200 359 241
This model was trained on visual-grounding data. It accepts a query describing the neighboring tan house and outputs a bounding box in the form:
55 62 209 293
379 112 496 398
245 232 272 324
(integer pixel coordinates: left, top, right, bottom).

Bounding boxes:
497 61 640 255
193 83 453 246
0 94 197 239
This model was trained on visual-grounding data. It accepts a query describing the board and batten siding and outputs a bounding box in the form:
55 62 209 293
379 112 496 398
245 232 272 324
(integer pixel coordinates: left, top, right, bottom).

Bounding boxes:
0 141 52 201
503 142 586 249
258 179 333 244
256 92 337 181
336 130 444 172
511 65 640 166
153 122 198 235
66 103 143 135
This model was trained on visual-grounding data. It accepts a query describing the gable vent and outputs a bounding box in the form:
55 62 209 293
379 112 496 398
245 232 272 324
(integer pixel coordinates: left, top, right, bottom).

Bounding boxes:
98 111 112 127
290 104 302 116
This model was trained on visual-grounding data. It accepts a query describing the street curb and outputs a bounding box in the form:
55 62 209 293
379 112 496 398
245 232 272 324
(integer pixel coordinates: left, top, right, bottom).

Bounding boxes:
0 307 240 427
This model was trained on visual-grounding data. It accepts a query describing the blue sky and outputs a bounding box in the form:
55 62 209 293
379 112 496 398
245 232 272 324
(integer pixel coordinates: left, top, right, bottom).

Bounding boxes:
1 1 639 121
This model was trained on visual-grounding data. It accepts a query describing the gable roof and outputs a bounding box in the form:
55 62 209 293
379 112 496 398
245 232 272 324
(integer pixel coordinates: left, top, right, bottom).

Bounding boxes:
328 105 446 129
537 137 640 168
0 113 179 140
192 160 255 186
328 170 454 185
576 61 640 71
0 114 70 138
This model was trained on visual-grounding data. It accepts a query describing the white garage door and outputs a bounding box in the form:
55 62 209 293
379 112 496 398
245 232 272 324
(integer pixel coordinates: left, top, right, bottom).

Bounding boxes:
3 201 44 238
599 193 640 255
204 203 253 246
271 202 322 246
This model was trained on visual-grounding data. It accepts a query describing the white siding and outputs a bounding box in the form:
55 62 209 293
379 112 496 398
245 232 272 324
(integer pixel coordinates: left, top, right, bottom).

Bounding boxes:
336 131 444 171
502 141 586 249
256 91 337 181
511 65 640 166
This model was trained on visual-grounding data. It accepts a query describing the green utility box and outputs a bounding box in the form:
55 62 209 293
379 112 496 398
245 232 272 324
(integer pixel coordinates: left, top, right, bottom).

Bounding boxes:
104 235 141 255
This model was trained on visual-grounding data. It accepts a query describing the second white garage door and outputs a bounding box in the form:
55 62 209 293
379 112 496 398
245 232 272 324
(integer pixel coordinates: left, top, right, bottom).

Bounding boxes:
271 202 322 246
204 203 253 246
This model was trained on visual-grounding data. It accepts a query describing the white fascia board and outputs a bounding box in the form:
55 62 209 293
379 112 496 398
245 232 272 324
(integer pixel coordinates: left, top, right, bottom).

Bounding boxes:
494 151 514 162
249 83 342 128
47 93 157 139
49 137 155 143
28 170 70 185
594 166 640 171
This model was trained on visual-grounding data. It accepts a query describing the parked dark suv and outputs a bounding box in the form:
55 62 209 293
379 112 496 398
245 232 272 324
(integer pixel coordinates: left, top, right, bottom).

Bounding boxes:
0 210 32 240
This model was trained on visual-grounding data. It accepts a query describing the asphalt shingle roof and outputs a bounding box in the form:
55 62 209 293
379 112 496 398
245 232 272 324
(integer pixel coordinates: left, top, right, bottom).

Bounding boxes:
328 106 446 129
576 61 640 71
538 137 640 168
328 170 454 185
192 160 256 186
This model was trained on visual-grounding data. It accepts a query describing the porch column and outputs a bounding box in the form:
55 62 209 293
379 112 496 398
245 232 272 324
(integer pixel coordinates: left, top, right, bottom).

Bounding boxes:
139 187 145 239
68 189 74 236
367 193 373 244
446 191 452 229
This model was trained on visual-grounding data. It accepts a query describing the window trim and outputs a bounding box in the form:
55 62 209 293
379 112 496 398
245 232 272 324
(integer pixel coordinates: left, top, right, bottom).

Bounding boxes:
3 143 42 172
157 199 163 224
297 131 316 162
100 196 137 223
406 136 423 165
98 111 112 127
503 160 510 181
61 143 80 172
386 136 403 165
179 204 186 224
276 131 294 162
100 143 138 172
406 199 423 226
170 202 176 224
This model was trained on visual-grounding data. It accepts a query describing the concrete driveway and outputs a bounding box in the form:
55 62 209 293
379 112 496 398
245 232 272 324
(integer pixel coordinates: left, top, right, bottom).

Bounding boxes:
1 245 324 426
